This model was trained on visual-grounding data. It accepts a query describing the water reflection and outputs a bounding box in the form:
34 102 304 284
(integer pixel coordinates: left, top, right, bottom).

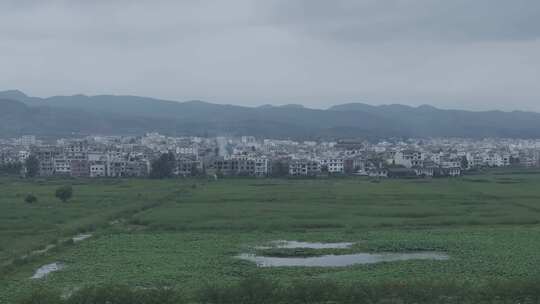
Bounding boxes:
256 240 354 250
238 252 448 267
31 262 65 279
73 234 92 242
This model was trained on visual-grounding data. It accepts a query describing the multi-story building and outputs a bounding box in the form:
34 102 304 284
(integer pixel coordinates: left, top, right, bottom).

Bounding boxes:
176 156 202 176
32 147 59 176
71 160 90 177
90 163 107 177
393 150 423 168
20 135 36 146
53 157 71 175
289 160 321 176
320 158 344 173
254 157 269 176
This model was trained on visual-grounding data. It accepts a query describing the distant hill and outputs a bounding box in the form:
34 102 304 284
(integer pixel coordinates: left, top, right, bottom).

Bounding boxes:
2 90 540 139
328 102 540 138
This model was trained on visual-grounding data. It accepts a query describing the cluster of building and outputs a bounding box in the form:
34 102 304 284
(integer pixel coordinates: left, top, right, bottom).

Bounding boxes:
1 134 540 178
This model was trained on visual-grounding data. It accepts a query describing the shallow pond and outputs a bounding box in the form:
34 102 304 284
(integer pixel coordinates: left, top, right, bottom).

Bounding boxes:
256 240 354 250
238 252 449 267
73 234 92 242
31 262 65 279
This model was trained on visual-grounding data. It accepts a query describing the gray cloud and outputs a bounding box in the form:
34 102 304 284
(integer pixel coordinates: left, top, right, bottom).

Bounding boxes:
262 0 540 43
1 0 539 111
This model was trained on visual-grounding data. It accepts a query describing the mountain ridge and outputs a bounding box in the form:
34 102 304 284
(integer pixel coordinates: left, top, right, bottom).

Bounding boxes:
5 90 537 114
2 90 540 139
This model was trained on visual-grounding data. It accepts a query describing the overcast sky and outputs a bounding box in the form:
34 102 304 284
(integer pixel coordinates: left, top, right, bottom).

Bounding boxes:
1 0 540 111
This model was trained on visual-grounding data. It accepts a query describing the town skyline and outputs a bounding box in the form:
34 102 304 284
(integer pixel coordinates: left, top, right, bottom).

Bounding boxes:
2 133 535 179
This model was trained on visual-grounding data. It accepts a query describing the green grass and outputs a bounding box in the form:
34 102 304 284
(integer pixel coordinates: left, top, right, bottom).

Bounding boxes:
133 176 540 230
2 171 540 302
16 278 540 304
0 178 187 268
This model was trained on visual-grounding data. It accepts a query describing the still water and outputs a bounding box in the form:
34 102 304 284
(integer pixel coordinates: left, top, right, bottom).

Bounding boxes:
31 262 65 279
256 240 354 250
238 252 449 267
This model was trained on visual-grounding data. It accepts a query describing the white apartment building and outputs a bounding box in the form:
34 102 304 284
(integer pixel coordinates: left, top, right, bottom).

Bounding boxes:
53 158 71 175
289 160 321 176
20 135 36 146
393 150 423 168
176 144 198 156
254 157 269 176
320 158 344 173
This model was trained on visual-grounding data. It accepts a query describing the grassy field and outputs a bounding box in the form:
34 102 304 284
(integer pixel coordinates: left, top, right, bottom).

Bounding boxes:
2 171 540 303
0 178 182 267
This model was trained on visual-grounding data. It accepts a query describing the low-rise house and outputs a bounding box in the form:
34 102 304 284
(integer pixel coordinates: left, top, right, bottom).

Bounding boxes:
367 168 388 178
387 167 417 178
414 166 434 177
436 167 461 177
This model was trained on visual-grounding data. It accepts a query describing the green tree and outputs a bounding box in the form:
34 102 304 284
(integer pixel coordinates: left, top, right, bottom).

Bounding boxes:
25 155 40 178
321 165 329 174
460 156 469 169
190 162 200 177
150 152 176 179
271 160 289 177
55 185 73 203
0 163 22 175
24 194 37 204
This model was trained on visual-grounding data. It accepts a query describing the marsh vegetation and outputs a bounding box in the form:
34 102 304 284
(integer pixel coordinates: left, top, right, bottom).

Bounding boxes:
2 171 540 303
